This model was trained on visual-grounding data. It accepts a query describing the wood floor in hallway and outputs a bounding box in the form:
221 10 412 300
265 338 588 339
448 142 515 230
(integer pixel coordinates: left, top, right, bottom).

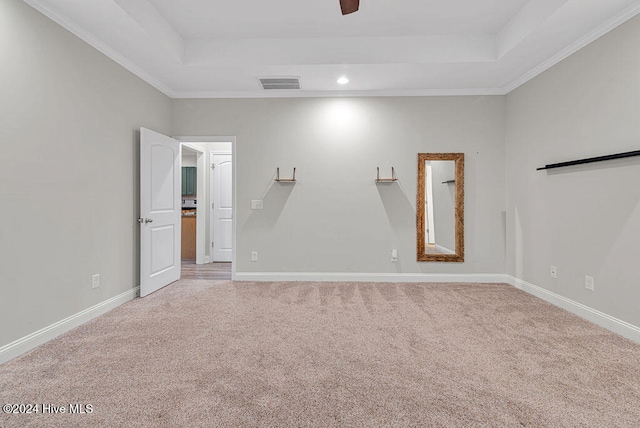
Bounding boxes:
181 260 231 280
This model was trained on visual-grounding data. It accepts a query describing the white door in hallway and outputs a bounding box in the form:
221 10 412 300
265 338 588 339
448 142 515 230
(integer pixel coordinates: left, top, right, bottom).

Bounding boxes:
140 128 181 297
211 153 233 262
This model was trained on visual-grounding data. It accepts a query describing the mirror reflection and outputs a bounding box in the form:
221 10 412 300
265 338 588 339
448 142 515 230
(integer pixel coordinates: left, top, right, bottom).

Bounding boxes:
417 153 464 262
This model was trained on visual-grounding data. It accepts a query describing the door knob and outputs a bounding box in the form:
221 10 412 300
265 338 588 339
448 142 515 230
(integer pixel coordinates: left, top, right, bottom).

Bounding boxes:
144 218 153 223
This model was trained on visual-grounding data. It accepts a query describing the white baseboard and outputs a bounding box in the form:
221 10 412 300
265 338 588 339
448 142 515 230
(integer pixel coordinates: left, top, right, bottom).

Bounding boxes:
0 287 140 365
236 272 640 343
506 275 640 344
234 272 508 283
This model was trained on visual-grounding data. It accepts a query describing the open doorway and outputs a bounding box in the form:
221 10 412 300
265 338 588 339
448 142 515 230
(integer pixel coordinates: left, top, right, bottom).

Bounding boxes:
180 146 200 262
179 138 235 281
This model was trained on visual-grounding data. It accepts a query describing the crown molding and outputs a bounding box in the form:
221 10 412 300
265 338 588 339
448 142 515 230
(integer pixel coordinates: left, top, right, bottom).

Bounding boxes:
502 1 640 94
24 0 503 99
171 87 507 99
22 0 640 99
22 0 175 98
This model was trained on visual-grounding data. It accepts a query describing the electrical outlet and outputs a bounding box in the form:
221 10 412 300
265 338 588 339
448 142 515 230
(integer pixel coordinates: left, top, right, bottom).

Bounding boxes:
251 200 263 210
550 265 557 278
92 274 100 289
251 251 259 262
585 275 594 291
391 249 398 262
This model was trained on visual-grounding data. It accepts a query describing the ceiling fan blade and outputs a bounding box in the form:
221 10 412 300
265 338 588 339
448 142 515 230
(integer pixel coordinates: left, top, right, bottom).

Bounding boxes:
340 0 359 15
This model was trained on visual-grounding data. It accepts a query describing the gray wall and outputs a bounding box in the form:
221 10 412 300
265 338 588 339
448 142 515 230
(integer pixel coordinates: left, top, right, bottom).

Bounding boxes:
172 96 506 274
505 14 640 327
0 0 172 347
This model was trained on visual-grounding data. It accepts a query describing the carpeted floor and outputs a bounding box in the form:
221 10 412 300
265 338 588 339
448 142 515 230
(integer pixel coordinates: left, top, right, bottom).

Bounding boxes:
1 280 640 427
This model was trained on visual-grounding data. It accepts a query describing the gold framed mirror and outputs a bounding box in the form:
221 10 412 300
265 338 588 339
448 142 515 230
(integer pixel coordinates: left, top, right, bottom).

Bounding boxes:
417 153 464 262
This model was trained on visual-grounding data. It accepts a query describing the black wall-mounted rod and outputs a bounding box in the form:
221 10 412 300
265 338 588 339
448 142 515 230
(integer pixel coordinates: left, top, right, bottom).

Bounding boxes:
536 150 640 171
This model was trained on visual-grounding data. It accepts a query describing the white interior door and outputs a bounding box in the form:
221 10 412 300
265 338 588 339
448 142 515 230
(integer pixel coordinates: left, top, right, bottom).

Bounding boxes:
211 153 233 262
140 128 181 297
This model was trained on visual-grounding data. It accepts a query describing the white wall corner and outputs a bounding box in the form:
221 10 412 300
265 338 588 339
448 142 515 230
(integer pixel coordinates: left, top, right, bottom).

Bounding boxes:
506 276 640 344
0 287 140 365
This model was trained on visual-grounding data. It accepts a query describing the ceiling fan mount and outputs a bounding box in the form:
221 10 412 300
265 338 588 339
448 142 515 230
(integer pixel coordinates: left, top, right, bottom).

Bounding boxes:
340 0 360 15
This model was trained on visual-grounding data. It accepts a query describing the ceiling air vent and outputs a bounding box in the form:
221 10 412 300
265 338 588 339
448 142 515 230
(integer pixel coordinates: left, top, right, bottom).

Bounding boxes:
259 77 300 90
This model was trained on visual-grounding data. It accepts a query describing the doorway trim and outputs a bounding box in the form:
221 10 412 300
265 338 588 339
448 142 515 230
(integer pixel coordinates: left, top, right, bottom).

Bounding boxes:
175 136 237 280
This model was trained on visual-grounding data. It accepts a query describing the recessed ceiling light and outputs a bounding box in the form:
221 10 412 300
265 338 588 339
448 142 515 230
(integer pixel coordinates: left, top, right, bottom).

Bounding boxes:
337 76 349 85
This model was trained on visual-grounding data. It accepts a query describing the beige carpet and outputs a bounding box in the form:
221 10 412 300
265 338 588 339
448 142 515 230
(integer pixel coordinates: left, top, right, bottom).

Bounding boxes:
1 280 640 427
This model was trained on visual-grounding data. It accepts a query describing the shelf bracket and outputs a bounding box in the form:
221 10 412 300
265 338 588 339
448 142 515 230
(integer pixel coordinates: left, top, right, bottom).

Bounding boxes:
376 167 397 182
275 167 296 182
